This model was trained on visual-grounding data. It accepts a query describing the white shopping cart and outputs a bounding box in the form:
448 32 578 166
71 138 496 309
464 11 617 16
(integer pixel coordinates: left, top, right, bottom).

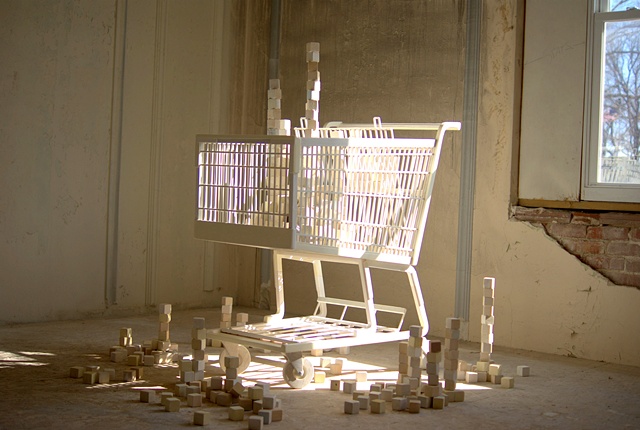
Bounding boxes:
195 118 460 387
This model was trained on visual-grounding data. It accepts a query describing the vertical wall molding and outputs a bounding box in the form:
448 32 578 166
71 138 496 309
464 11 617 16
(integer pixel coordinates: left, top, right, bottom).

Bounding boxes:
145 0 168 306
455 0 482 327
105 0 127 307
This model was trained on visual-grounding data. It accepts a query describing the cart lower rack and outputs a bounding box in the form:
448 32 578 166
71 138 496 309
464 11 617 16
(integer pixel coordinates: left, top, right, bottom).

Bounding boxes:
195 120 461 388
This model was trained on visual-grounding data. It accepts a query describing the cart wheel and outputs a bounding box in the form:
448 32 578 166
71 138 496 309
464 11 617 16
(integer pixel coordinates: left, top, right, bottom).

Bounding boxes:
219 345 251 374
283 358 314 389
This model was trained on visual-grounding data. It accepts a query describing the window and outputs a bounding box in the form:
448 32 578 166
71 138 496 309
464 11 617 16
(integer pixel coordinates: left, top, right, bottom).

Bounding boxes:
583 0 640 203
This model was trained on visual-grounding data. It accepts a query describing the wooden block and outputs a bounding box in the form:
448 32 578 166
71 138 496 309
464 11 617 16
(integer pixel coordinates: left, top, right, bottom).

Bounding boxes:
344 400 360 415
370 383 382 392
427 373 439 386
224 355 240 369
444 338 458 351
501 376 515 388
123 369 136 382
267 89 282 99
143 355 155 366
248 415 264 430
380 388 394 401
193 349 206 361
222 296 233 306
248 386 264 400
517 365 530 377
444 349 459 360
267 109 282 120
271 408 283 422
228 405 244 421
490 374 503 384
83 372 98 385
258 409 273 424
426 352 439 363
355 371 367 382
314 371 326 384
226 367 238 380
330 379 341 391
418 394 431 408
329 363 342 375
432 396 445 410
252 400 263 414
445 328 460 340
391 397 407 411
268 79 280 90
187 393 203 407
160 391 173 406
70 366 84 378
408 336 423 348
165 397 180 412
140 389 155 403
488 363 502 376
408 399 421 414
216 392 233 406
306 42 320 52
369 392 381 401
131 366 144 380
231 381 246 398
308 70 320 81
422 384 442 397
306 51 320 62
306 80 321 91
429 340 442 353
158 313 171 323
306 90 320 101
187 385 201 395
158 303 172 314
238 396 253 411
357 395 370 410
370 399 386 414
193 410 210 426
192 360 205 372
262 394 276 409
465 372 478 383
444 379 456 391
174 383 188 397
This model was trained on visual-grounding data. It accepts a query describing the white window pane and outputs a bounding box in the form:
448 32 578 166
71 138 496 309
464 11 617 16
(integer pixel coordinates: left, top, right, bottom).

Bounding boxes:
599 19 640 184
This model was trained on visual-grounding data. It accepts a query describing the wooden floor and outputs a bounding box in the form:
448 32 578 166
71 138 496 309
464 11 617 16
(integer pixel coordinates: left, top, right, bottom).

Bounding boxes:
0 307 638 430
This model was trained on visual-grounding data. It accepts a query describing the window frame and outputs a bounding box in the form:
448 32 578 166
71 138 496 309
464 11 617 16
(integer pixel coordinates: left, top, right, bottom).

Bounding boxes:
582 1 640 203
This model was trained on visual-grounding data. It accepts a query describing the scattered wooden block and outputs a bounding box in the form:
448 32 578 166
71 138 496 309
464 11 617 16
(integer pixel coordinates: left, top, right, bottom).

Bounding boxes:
314 371 326 384
238 397 253 411
248 386 264 400
343 380 357 394
228 405 244 421
258 409 273 424
489 364 502 376
193 410 210 426
355 371 367 382
262 394 276 409
381 388 394 402
83 372 98 385
330 380 341 391
344 400 360 415
490 374 503 384
432 396 446 410
271 408 283 422
370 399 386 414
418 395 431 409
69 366 84 378
123 369 136 382
140 389 156 403
216 392 233 406
408 399 421 414
165 397 180 412
160 391 173 406
465 371 478 383
248 415 264 430
357 395 369 410
517 365 530 377
501 376 515 388
187 393 203 407
391 397 407 411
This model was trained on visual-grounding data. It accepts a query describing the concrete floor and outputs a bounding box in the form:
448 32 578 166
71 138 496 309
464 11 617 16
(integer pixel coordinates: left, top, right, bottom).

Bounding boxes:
0 307 639 430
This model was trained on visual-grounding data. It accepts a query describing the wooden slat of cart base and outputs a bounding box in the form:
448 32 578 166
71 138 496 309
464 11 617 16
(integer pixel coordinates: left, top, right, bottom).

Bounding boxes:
222 324 356 345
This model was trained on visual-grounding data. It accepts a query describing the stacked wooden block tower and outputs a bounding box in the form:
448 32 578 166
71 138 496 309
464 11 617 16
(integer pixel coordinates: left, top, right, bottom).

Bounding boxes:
267 79 290 136
304 42 321 137
189 317 207 383
220 296 233 330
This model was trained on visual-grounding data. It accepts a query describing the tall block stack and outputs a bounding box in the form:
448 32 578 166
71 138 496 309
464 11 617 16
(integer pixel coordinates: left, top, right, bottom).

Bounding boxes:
406 325 423 391
220 297 233 330
480 277 495 363
397 341 409 383
158 303 172 348
266 79 290 136
444 318 460 391
191 317 207 382
304 42 321 137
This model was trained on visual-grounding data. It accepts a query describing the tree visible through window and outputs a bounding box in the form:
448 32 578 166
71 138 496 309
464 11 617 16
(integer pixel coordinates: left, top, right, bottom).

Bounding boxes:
601 3 640 184
583 0 640 202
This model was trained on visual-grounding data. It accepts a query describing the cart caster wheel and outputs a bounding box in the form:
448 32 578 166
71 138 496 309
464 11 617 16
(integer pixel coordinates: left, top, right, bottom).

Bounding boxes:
219 345 251 374
283 358 314 389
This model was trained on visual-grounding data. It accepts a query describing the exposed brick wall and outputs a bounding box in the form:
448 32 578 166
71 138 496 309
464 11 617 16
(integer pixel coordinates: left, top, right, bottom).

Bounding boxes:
512 207 640 288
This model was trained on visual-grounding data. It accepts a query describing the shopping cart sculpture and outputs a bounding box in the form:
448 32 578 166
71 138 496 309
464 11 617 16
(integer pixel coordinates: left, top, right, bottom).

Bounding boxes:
195 118 461 388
